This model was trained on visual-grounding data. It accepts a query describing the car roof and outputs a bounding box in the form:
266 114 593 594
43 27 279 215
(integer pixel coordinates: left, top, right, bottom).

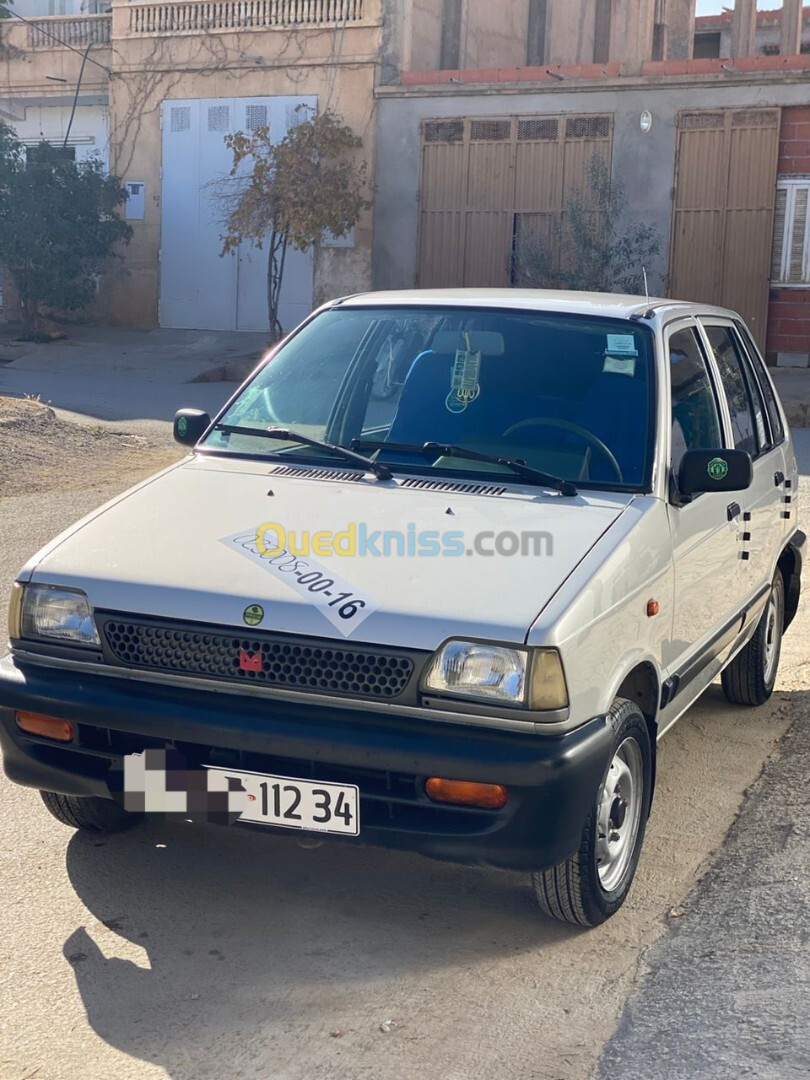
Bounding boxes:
332 288 742 324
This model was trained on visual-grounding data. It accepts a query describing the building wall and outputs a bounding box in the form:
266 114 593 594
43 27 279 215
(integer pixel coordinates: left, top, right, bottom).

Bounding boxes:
372 80 810 300
10 103 108 164
2 10 380 329
766 104 810 367
463 0 530 70
105 57 377 327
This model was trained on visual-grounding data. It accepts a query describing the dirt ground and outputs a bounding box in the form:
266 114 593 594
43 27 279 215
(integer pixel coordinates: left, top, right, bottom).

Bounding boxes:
0 397 181 498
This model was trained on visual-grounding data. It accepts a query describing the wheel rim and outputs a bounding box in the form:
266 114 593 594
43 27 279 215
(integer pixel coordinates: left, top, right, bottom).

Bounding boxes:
763 586 783 686
596 737 644 893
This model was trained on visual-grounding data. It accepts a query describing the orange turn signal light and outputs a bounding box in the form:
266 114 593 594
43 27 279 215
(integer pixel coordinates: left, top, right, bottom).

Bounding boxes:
425 778 508 810
15 711 74 742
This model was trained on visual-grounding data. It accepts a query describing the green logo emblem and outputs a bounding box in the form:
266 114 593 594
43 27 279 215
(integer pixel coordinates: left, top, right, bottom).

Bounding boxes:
707 457 729 482
177 416 188 437
243 604 265 627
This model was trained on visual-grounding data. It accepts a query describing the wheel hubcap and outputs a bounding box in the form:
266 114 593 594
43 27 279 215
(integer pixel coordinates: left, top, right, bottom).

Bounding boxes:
597 737 644 893
763 587 782 685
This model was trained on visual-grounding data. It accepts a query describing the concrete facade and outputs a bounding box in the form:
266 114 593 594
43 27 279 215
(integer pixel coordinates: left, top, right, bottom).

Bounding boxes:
695 6 810 58
373 76 810 302
1 2 381 329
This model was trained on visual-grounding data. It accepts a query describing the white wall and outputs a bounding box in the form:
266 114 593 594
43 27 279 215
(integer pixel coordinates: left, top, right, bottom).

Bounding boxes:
11 104 109 167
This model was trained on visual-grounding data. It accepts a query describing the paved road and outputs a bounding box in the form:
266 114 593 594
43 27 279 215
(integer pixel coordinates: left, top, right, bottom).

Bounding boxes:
0 436 807 1080
0 326 254 430
0 367 238 429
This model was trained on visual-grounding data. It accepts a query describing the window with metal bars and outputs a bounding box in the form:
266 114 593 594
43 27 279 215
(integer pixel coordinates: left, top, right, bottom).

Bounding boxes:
169 106 191 133
470 119 511 141
517 118 558 141
565 116 611 139
246 104 268 131
207 105 229 133
423 120 464 143
772 178 810 285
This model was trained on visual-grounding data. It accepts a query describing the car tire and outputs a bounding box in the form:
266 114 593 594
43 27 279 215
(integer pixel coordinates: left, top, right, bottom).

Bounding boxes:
40 791 143 833
721 572 784 708
532 697 653 928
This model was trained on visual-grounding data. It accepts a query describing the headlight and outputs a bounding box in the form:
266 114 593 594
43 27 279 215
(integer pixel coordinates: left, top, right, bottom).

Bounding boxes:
19 585 100 647
423 640 568 711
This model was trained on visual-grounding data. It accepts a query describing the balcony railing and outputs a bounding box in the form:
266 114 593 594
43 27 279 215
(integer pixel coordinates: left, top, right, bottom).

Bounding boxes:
127 0 365 35
25 13 111 49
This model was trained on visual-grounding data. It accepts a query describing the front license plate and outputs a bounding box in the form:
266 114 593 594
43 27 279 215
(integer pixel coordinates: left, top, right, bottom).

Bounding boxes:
206 766 360 836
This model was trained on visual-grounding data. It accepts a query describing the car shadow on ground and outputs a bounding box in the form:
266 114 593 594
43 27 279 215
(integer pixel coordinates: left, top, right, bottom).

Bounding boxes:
63 818 575 1077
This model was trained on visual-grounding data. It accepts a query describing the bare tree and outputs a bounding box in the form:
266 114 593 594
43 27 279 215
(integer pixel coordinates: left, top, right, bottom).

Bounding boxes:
213 107 368 339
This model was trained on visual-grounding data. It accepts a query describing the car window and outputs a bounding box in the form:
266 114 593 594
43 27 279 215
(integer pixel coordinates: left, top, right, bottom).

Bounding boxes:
202 307 656 491
729 327 771 452
703 325 760 457
668 327 723 475
734 321 785 445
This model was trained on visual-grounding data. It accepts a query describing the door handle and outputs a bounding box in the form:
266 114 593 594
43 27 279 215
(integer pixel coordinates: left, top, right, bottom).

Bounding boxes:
727 502 741 521
774 471 785 487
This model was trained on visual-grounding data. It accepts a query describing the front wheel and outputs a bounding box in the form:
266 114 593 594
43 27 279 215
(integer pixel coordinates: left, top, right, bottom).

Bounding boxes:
532 698 652 927
40 791 143 833
721 572 784 707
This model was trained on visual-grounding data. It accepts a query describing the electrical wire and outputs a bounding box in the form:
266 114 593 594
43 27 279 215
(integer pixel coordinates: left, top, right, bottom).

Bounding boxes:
63 42 93 148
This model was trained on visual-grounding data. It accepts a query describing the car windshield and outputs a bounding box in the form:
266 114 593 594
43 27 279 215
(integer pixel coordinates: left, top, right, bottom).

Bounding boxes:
202 306 655 490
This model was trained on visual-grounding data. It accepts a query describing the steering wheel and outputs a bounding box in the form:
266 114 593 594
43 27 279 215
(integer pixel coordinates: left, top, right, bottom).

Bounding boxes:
503 418 623 483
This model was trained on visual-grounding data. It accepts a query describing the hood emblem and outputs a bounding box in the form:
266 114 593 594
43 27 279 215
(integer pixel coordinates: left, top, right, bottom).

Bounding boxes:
239 649 263 673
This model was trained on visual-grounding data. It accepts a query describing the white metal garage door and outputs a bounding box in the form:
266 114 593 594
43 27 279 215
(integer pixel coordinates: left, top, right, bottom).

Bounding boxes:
159 95 316 333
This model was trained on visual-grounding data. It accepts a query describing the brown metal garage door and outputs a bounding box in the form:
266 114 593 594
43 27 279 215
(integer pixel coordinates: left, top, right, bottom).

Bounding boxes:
417 114 613 289
670 108 781 346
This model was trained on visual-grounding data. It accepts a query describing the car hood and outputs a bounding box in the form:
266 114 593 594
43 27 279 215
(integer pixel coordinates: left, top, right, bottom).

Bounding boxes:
25 457 633 650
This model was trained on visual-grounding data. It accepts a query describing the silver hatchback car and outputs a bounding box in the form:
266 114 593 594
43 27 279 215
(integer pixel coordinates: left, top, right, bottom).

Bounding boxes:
1 290 804 926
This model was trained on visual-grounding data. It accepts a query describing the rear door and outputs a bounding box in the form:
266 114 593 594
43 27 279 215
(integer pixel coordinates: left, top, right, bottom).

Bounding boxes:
698 319 786 604
664 322 745 684
734 320 795 546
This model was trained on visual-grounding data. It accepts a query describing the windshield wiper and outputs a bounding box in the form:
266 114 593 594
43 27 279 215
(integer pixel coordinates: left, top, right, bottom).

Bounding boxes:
214 425 393 481
353 440 577 496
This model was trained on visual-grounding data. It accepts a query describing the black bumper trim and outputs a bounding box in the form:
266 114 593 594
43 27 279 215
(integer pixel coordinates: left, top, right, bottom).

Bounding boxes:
0 655 613 872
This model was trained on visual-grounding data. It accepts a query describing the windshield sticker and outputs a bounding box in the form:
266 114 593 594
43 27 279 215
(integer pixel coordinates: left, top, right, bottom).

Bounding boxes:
221 528 379 637
606 334 639 357
603 355 637 376
446 347 482 414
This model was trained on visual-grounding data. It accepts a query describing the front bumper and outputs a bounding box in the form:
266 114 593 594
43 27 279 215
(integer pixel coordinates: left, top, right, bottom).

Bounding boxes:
0 655 613 873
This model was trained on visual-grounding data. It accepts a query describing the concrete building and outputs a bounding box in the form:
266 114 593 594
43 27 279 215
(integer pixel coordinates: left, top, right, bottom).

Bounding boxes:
2 0 810 367
694 5 810 60
1 0 381 330
374 0 810 366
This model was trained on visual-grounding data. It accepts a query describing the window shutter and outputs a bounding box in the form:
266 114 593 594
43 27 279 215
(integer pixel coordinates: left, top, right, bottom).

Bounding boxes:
788 187 808 283
772 186 787 281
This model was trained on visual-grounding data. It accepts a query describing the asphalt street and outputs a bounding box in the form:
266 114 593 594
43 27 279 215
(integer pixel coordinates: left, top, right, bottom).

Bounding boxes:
0 418 807 1079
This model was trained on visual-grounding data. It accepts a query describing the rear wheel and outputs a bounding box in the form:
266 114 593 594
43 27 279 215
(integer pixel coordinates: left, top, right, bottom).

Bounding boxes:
532 698 652 927
721 573 784 707
40 791 143 833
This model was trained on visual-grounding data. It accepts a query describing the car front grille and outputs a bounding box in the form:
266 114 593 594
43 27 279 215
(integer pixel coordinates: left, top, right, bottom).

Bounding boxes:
98 615 417 700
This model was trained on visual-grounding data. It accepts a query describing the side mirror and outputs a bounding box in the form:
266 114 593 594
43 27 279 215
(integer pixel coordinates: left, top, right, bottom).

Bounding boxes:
678 449 753 498
173 408 211 446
